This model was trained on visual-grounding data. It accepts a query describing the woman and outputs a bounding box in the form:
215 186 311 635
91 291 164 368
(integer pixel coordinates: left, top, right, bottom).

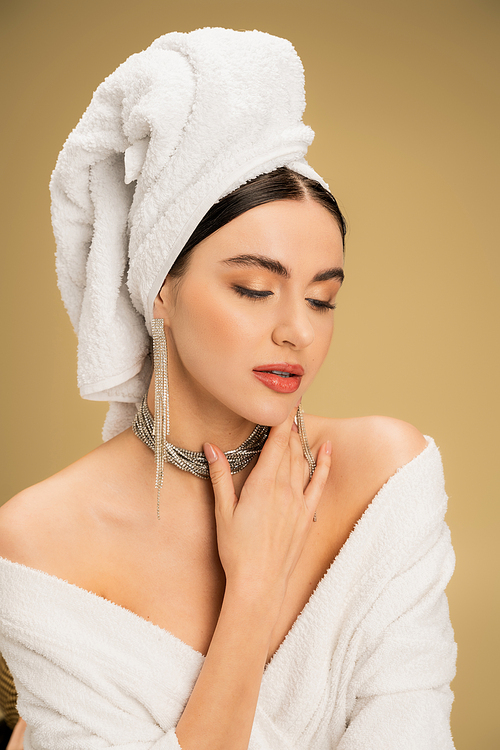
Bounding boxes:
0 28 456 750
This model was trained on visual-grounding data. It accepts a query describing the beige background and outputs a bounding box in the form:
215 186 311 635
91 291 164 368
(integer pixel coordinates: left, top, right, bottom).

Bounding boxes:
1 0 498 746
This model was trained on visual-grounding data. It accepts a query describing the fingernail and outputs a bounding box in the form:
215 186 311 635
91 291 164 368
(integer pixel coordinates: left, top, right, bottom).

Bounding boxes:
325 440 332 456
203 443 218 464
292 422 298 433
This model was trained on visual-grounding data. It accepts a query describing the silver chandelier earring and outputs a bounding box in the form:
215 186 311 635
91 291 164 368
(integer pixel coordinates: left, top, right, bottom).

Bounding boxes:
151 318 170 520
295 403 317 522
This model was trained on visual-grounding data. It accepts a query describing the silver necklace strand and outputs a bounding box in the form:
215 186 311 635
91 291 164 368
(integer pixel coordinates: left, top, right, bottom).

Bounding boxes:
132 395 317 521
133 395 270 479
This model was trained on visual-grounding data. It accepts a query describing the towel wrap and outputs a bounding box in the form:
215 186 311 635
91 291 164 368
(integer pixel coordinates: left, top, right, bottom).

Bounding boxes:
49 28 329 439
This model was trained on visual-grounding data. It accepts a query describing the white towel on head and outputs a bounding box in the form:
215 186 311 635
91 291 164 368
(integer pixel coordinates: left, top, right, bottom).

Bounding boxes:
50 27 328 440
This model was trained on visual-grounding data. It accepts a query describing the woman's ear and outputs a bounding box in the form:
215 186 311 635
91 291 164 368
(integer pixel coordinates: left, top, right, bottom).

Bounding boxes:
153 277 175 323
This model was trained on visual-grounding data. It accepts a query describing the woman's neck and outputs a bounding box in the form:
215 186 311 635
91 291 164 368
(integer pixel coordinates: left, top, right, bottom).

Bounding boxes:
145 379 260 456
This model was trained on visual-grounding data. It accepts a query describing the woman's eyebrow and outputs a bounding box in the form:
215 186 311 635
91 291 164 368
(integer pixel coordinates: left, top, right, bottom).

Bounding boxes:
221 254 290 277
220 254 344 284
313 267 344 284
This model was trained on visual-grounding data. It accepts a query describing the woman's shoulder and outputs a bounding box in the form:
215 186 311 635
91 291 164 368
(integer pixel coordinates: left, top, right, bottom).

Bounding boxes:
308 411 428 466
0 429 144 571
0 460 91 571
305 413 430 517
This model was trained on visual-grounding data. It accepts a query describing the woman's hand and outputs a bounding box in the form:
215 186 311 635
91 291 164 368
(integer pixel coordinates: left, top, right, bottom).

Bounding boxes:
175 406 331 750
204 403 331 604
6 718 25 750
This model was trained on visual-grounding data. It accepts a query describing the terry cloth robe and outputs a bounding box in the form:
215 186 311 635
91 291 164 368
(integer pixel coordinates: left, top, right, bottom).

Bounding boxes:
0 437 457 749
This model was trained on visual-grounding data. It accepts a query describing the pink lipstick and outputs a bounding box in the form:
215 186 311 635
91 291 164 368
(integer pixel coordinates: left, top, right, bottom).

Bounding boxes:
252 363 304 394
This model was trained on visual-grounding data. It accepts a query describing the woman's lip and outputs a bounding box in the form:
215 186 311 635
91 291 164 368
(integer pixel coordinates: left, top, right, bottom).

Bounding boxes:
252 371 302 393
253 363 304 376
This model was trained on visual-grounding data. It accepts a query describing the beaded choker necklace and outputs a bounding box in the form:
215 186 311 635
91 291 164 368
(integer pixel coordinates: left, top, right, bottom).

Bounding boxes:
132 395 270 479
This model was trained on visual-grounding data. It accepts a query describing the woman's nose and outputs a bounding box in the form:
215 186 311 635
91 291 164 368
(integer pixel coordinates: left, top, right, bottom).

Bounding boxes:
271 303 315 349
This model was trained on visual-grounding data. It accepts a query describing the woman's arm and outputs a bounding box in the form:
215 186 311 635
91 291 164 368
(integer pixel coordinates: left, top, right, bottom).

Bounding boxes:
174 404 331 750
174 583 281 750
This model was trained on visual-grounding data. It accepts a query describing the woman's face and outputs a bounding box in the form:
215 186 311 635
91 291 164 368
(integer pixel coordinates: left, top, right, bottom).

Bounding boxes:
156 198 344 427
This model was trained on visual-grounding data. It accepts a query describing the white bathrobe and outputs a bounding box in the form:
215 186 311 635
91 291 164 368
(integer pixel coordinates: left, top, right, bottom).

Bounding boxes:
0 437 457 749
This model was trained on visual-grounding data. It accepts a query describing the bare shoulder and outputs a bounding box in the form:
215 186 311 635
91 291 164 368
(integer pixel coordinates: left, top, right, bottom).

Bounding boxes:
305 412 428 511
336 414 428 471
0 475 70 568
0 428 147 572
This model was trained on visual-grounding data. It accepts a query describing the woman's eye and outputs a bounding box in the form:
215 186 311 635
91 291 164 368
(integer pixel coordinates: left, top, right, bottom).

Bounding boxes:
232 286 336 311
307 298 336 312
233 286 273 299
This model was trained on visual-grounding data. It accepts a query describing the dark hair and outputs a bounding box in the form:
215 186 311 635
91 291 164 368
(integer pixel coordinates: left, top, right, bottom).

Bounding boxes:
169 167 347 278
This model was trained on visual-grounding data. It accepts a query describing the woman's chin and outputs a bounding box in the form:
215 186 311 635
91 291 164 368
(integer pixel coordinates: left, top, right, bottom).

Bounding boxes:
240 397 300 428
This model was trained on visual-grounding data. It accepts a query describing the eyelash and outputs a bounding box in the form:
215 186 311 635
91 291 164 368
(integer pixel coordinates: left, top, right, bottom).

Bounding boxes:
232 286 336 312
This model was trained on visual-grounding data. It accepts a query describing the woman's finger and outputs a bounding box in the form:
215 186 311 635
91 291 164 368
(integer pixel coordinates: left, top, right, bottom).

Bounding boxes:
255 403 299 478
203 443 237 517
288 426 307 492
302 451 311 490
